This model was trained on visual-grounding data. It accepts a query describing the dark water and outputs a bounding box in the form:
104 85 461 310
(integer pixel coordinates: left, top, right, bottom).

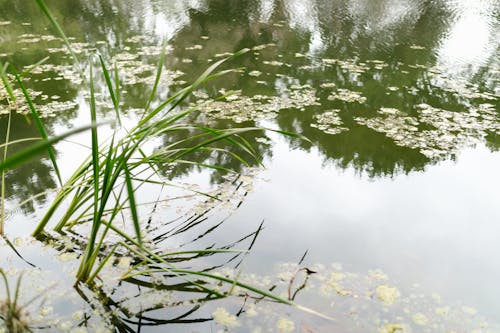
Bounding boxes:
1 0 499 331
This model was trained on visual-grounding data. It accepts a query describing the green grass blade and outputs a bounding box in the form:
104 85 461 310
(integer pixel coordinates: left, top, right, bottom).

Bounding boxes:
0 124 100 172
170 268 293 305
77 61 101 281
0 107 11 234
86 244 119 283
11 65 63 186
98 55 121 125
20 56 50 77
0 269 11 303
144 40 167 113
124 164 142 245
114 62 120 108
136 48 249 128
0 63 16 104
34 0 81 69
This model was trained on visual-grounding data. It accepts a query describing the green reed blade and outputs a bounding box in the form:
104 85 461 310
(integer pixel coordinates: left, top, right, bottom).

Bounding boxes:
124 164 142 245
144 40 167 113
98 55 121 125
0 124 100 172
34 0 81 70
11 65 63 186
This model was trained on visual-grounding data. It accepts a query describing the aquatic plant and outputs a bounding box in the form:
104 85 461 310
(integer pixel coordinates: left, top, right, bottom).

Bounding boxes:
0 0 310 320
0 270 31 333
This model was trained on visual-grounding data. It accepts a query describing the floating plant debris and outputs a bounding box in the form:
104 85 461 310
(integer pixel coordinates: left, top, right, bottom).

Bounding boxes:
327 88 367 103
195 86 320 123
252 43 276 51
248 70 262 77
0 85 77 117
276 317 295 333
376 285 400 305
2 254 496 332
185 44 203 50
320 82 336 89
212 308 241 327
311 110 348 135
355 104 500 158
262 60 284 67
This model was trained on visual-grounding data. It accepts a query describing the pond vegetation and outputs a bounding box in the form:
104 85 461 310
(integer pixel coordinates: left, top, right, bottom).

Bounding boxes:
1 0 499 332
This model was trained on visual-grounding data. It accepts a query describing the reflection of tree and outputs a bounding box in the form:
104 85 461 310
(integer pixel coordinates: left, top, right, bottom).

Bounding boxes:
198 0 499 177
163 0 493 178
1 0 498 188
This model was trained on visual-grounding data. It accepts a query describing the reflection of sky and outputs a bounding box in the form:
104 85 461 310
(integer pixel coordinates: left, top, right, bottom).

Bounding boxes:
437 0 499 73
126 0 207 40
257 0 275 23
137 0 499 72
233 135 500 320
283 0 325 54
347 0 423 34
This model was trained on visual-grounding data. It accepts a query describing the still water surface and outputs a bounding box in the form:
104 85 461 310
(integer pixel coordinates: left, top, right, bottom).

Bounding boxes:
1 0 499 331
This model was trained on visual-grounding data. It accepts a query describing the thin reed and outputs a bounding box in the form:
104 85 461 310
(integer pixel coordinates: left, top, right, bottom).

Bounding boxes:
0 0 314 323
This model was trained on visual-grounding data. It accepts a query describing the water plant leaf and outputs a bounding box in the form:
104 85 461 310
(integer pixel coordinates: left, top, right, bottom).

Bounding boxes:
124 164 142 245
34 0 81 68
144 39 167 113
11 65 63 186
0 123 100 172
0 62 16 103
98 55 121 125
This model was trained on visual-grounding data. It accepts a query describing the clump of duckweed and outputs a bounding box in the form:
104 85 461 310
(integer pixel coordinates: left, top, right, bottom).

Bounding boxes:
0 83 77 117
355 103 500 158
263 60 285 67
310 110 348 135
319 82 336 89
248 70 262 77
366 59 389 70
25 63 83 85
212 307 241 328
276 317 295 333
185 44 203 50
1 252 498 332
327 88 366 103
110 56 184 86
379 323 408 333
427 68 498 100
209 262 499 332
252 43 276 51
214 52 234 58
376 285 400 305
322 58 370 78
121 290 173 315
321 58 338 65
195 86 320 123
412 312 428 325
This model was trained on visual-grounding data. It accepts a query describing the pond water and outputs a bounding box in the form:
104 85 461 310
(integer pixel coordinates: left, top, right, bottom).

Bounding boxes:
1 0 499 332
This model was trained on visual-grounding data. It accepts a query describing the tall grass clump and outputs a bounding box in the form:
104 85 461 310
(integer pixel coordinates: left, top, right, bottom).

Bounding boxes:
0 270 29 333
0 0 314 312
